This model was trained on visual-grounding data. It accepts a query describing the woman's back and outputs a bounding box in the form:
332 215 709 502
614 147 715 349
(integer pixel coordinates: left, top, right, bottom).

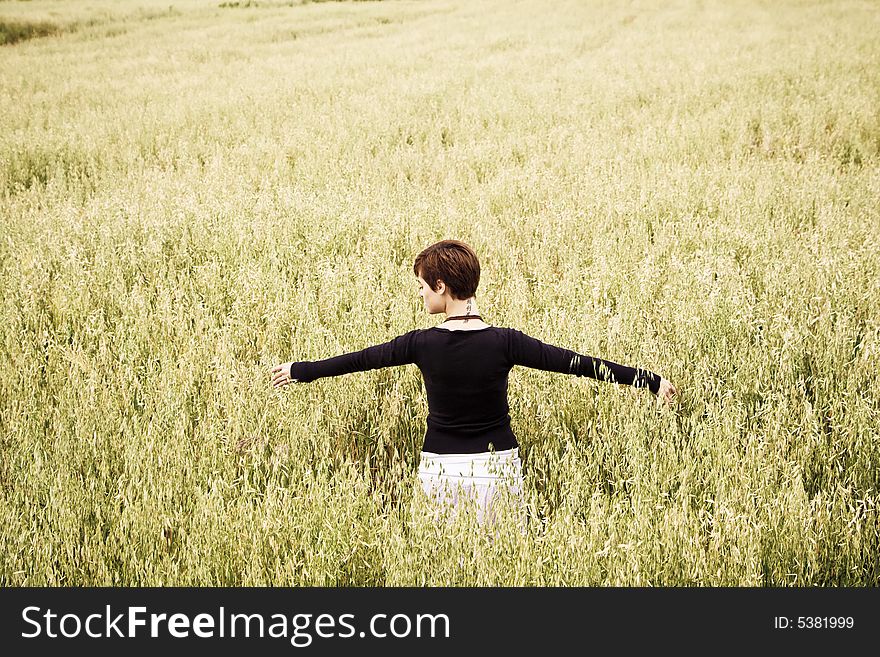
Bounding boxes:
417 326 517 453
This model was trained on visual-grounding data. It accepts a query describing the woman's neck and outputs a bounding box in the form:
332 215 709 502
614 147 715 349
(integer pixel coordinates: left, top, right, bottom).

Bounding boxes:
443 296 480 320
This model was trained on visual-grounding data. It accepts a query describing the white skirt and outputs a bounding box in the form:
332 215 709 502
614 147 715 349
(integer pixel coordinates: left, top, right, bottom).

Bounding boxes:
417 447 526 528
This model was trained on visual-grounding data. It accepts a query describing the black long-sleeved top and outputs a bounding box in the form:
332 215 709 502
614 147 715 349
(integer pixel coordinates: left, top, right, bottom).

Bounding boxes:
289 326 661 454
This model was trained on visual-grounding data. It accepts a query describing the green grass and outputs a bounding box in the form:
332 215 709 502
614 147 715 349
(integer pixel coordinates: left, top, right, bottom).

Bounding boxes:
0 18 60 45
1 0 879 585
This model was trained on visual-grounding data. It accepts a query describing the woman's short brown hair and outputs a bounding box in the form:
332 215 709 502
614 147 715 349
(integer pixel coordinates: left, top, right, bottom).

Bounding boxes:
413 240 480 300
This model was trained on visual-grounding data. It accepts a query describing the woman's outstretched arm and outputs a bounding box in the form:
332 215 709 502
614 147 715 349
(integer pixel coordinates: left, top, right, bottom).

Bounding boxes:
271 328 421 387
506 328 676 401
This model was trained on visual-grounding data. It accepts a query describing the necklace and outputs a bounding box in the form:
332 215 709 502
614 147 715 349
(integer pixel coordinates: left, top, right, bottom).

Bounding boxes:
444 314 483 322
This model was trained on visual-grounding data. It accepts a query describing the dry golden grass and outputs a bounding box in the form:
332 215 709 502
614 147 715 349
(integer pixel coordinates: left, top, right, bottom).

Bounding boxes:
1 0 878 585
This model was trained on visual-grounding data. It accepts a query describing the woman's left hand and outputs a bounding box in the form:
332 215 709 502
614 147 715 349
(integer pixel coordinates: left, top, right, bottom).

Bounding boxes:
657 377 677 405
270 362 297 388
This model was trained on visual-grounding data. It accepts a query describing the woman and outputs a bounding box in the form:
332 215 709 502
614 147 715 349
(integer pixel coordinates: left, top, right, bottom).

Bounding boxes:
271 240 677 528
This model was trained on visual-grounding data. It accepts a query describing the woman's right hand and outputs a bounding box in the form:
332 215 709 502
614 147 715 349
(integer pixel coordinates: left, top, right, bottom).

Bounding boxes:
656 377 677 405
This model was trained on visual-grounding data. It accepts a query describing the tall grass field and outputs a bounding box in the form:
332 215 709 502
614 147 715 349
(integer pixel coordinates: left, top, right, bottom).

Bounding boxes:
1 0 879 585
